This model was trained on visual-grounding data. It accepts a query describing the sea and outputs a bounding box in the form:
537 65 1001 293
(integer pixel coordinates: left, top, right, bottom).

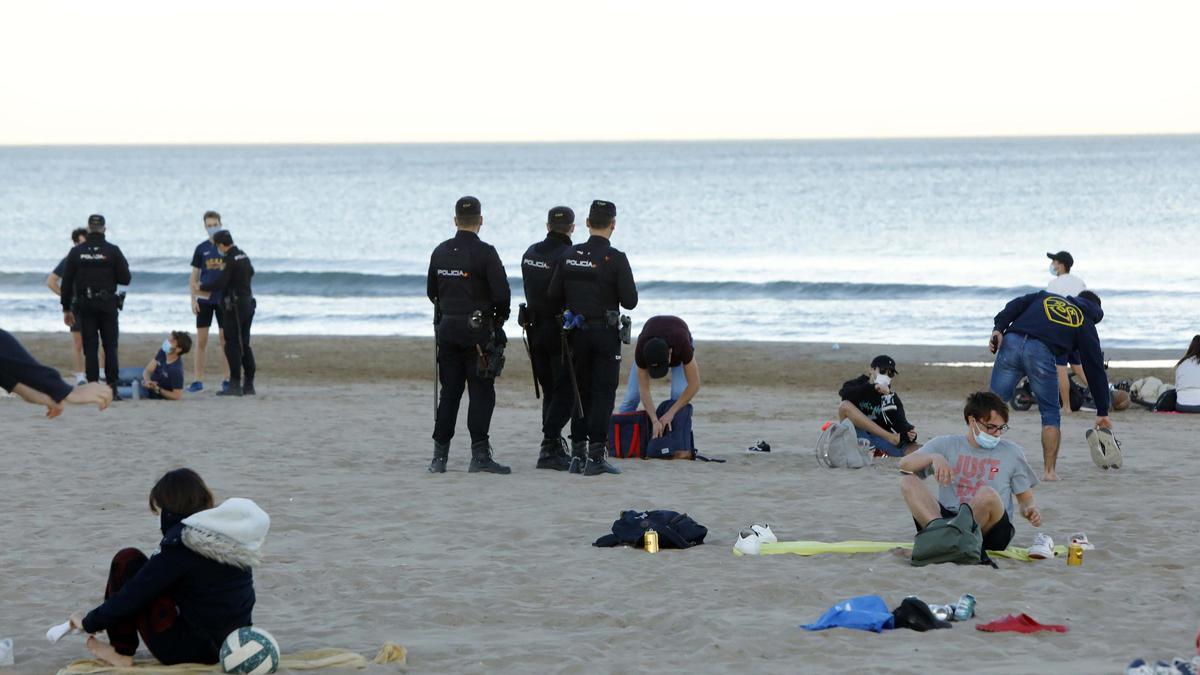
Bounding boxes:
1 136 1198 348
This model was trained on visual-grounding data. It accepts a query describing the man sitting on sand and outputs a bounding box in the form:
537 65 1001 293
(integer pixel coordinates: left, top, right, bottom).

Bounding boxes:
899 391 1044 554
120 331 192 401
837 355 920 456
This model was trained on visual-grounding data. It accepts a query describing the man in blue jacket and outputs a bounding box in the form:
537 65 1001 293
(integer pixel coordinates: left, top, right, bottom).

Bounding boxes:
988 290 1112 481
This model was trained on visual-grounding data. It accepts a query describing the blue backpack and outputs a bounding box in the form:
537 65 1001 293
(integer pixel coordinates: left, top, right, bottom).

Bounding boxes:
645 399 695 459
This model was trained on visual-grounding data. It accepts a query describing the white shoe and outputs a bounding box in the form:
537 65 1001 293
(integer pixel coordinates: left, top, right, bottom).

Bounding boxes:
74 373 87 385
733 529 762 556
1068 532 1096 551
749 524 777 543
1028 533 1054 559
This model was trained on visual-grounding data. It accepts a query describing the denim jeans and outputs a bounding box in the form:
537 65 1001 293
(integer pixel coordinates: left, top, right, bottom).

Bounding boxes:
990 333 1061 427
618 362 688 413
855 429 906 457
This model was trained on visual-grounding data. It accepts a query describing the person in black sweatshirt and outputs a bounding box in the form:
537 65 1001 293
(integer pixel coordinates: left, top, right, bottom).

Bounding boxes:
0 328 112 417
837 354 920 457
65 469 269 667
988 289 1111 482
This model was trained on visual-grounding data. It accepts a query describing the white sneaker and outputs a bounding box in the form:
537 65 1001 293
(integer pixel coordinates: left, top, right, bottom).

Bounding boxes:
733 529 762 556
749 524 777 543
74 373 87 385
1028 533 1054 560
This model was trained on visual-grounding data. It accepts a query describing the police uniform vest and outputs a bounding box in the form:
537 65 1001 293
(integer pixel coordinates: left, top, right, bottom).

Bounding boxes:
521 233 570 326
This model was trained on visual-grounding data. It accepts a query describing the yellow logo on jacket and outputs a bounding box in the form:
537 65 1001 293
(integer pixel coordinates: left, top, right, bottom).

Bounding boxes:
1043 296 1084 328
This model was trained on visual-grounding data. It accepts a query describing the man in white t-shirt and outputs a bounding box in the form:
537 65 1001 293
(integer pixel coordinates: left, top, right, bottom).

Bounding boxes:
1046 251 1088 411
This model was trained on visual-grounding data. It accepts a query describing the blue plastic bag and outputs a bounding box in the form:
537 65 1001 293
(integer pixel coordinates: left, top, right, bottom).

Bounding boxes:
801 594 895 633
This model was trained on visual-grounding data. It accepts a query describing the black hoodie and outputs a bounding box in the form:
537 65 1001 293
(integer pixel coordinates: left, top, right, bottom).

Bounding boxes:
839 375 915 440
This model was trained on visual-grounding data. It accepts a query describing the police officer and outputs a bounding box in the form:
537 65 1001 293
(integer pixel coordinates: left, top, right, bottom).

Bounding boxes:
547 200 638 475
61 214 131 397
198 230 257 397
520 206 586 471
427 196 512 475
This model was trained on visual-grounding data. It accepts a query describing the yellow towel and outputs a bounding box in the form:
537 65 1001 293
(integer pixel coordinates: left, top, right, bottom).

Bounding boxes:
752 540 1068 561
55 644 406 675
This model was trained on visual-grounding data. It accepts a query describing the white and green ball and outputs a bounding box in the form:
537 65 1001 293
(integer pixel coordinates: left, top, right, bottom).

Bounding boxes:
219 626 280 675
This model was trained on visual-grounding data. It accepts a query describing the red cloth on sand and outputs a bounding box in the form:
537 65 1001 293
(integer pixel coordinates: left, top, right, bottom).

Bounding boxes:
975 613 1068 634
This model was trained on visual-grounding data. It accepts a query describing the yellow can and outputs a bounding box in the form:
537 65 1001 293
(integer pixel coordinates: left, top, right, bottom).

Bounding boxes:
1067 543 1084 566
644 529 660 553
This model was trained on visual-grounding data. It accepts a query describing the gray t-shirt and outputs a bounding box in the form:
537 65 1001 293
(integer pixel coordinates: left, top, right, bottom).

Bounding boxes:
914 434 1039 516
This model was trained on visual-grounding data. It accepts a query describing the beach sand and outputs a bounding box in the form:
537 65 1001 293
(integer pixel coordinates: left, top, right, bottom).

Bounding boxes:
1 333 1195 674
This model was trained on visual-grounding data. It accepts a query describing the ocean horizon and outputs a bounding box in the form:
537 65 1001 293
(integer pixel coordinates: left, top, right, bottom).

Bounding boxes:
2 135 1198 348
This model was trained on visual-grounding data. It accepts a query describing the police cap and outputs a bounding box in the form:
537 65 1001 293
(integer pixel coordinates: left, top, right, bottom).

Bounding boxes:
589 200 616 220
547 206 574 228
456 196 481 218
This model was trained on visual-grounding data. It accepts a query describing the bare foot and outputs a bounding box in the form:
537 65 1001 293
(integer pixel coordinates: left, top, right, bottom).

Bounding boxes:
87 636 134 667
1042 471 1059 482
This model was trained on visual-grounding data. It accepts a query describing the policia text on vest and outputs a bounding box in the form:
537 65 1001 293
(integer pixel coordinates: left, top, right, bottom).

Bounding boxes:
426 197 513 475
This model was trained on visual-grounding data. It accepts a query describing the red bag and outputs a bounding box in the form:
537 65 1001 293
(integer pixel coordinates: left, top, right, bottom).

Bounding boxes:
607 411 650 459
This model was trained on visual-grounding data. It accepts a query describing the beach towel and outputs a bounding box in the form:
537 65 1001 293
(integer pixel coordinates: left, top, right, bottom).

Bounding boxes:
975 613 1068 634
801 595 895 633
55 643 406 674
755 540 1067 561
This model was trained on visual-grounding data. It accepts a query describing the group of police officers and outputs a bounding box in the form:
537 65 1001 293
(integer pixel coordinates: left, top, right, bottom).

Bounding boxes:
55 213 257 399
427 197 637 476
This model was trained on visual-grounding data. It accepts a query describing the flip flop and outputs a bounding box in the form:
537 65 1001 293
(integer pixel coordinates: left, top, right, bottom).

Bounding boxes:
1087 428 1124 470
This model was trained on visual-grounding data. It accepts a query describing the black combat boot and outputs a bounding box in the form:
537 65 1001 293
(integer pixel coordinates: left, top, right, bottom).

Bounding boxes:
243 378 256 396
469 440 512 474
428 440 449 474
217 382 244 397
536 437 571 471
583 441 621 476
568 440 588 474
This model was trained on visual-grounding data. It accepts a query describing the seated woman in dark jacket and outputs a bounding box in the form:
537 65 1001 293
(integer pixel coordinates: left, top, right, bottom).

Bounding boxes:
66 468 270 666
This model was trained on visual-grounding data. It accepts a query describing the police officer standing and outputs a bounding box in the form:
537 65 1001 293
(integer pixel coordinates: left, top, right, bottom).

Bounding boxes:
427 196 512 475
520 206 586 471
198 230 257 397
547 200 638 475
61 214 131 397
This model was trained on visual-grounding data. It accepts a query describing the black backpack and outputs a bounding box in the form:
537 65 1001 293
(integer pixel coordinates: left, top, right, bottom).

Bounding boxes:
593 510 708 549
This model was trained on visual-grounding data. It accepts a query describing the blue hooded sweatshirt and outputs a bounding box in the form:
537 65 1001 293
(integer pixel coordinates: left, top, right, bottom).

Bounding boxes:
993 290 1110 415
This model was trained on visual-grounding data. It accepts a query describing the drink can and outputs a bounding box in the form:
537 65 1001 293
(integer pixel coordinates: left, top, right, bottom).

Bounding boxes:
1067 543 1084 566
644 529 659 553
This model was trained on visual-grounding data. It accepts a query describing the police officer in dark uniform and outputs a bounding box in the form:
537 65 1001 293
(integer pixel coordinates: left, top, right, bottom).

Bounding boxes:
198 230 257 397
547 200 638 475
427 196 512 475
520 206 586 471
61 214 131 396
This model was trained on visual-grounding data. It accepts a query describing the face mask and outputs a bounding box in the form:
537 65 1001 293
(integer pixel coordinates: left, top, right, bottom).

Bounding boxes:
162 339 172 354
206 226 223 238
973 420 1000 449
874 373 892 387
1049 264 1059 277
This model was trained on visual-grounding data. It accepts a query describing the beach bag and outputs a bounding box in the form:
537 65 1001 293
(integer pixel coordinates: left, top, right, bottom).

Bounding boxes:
644 400 695 459
815 419 869 468
607 411 650 459
1154 388 1177 412
593 509 708 549
911 504 993 567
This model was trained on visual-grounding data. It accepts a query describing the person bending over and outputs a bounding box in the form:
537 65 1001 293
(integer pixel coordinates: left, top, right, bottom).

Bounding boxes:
119 331 192 400
988 289 1111 481
899 392 1042 553
1176 335 1200 413
837 354 920 456
1 328 112 417
618 315 700 439
65 468 269 667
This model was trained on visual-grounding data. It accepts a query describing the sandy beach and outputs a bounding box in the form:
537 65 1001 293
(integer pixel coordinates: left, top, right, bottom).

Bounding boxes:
2 333 1196 674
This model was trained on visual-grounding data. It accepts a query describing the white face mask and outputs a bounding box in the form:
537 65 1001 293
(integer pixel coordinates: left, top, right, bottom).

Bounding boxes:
206 226 223 238
1049 264 1059 277
874 373 892 387
162 339 173 354
972 420 1001 449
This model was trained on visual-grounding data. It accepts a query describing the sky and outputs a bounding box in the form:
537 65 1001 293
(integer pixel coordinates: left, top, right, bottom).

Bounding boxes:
1 0 1197 144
